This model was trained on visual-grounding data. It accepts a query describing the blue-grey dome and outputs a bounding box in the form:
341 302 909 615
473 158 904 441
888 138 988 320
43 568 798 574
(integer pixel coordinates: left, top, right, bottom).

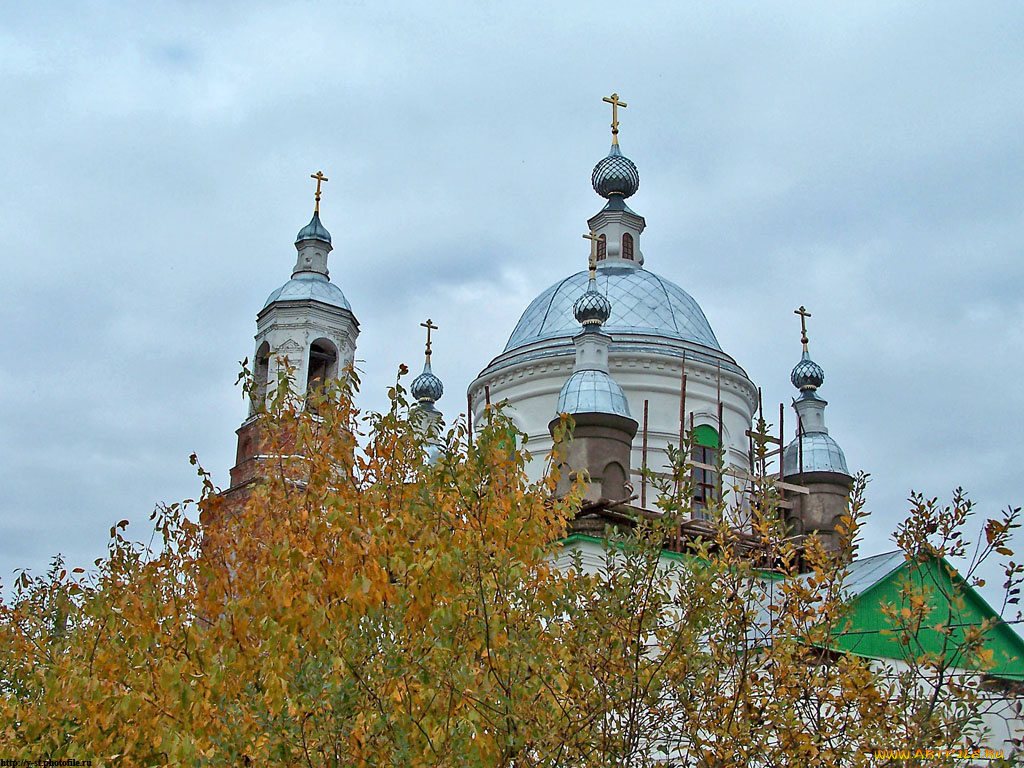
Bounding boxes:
295 211 332 245
791 350 825 391
505 265 720 353
411 361 444 403
263 272 350 311
592 144 640 199
783 432 850 475
573 279 612 326
556 369 631 418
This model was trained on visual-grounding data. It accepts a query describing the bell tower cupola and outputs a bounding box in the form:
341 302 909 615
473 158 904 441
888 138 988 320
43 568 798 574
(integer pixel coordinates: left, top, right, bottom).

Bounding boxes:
292 171 333 278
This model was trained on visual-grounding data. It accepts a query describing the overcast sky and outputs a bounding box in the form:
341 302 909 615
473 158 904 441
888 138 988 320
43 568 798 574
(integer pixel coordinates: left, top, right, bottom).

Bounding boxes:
1 2 1022 600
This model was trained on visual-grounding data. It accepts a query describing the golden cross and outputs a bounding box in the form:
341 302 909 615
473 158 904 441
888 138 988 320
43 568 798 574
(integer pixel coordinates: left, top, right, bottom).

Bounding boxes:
582 231 600 276
602 93 627 144
421 318 438 359
310 171 328 213
794 305 812 349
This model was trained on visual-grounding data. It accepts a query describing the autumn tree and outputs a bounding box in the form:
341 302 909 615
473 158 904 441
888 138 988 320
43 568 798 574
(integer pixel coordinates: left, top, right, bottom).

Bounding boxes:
0 370 1021 766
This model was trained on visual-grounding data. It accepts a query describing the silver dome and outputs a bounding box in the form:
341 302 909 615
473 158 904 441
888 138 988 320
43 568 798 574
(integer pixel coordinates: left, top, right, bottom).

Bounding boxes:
592 144 639 199
295 211 332 244
783 432 850 476
791 351 825 391
505 265 721 353
263 273 351 311
411 361 444 403
556 369 631 418
573 281 612 326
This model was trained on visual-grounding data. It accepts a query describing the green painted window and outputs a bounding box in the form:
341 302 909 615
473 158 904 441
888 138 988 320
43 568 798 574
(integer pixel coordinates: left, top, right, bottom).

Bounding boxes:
691 425 720 519
693 425 720 449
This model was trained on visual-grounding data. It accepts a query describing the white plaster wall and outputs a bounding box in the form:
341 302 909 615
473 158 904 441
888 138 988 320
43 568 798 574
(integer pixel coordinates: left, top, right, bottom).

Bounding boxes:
470 344 758 504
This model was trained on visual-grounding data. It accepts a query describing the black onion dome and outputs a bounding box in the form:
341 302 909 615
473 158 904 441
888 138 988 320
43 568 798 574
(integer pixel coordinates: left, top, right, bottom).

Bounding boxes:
573 279 612 326
591 143 639 199
411 361 444 403
791 350 825 391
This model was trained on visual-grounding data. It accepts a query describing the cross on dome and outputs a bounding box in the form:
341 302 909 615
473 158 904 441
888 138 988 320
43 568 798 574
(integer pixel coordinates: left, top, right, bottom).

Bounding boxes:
574 231 612 328
791 305 824 393
794 305 812 350
411 318 444 405
582 230 600 275
295 170 333 247
592 93 639 200
420 318 438 360
310 170 328 213
602 92 627 145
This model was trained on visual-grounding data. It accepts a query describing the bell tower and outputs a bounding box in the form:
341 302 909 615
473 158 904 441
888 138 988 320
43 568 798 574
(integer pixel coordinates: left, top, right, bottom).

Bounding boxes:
226 173 360 498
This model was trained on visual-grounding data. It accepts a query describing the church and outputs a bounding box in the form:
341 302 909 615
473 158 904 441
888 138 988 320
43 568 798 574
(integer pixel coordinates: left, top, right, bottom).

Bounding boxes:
223 95 1024 754
228 95 852 540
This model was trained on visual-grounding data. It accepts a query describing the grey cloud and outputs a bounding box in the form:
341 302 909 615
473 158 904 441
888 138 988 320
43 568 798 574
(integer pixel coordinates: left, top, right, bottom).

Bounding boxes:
1 1 1022 599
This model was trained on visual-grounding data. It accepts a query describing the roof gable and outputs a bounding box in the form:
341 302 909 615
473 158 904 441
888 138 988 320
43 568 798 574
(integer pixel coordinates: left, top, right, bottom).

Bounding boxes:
830 552 1024 681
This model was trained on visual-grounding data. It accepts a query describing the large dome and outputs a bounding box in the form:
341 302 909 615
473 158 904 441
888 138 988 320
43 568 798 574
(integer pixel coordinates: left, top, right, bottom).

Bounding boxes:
505 265 720 353
263 273 351 311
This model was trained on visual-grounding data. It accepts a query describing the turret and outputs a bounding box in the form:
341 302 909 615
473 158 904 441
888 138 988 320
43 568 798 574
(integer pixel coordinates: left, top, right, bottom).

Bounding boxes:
548 234 638 502
781 306 853 554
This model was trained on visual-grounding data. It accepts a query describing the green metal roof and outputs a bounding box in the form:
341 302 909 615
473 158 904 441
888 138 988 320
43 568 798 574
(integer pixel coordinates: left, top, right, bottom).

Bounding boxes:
829 553 1024 681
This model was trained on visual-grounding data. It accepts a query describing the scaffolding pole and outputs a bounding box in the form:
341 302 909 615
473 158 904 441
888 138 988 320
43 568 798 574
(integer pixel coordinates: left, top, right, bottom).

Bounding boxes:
641 399 649 508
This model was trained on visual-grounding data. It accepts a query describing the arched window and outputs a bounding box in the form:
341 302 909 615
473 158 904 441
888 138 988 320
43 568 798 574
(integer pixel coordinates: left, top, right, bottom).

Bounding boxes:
622 233 634 260
597 234 607 261
251 341 271 415
691 425 720 519
306 339 338 398
601 461 627 500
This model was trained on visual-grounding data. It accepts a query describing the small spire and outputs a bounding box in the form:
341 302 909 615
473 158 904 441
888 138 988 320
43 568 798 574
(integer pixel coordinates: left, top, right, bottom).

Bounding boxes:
794 305 812 352
310 170 328 214
592 96 639 200
411 319 444 405
574 232 612 328
790 305 824 393
783 306 849 478
602 92 627 146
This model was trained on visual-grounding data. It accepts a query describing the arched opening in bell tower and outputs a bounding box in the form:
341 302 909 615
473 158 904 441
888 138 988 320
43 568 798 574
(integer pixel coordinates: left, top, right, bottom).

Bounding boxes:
250 341 271 415
306 338 339 397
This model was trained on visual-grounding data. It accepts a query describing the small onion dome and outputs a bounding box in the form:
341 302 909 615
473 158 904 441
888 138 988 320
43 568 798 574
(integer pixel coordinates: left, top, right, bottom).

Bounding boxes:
573 279 612 327
411 360 444 403
295 211 332 245
591 143 639 199
791 350 825 391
